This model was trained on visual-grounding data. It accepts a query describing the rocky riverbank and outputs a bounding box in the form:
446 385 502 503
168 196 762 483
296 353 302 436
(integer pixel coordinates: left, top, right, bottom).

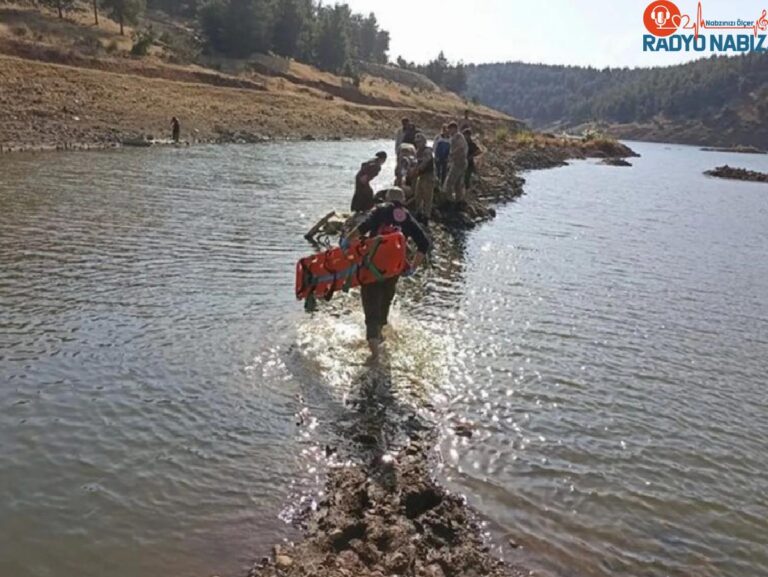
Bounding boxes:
704 165 768 183
249 434 528 577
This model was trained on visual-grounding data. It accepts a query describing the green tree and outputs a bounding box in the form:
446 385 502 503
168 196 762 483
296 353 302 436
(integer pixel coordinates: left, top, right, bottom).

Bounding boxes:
197 0 389 69
356 13 378 61
373 29 389 63
315 4 350 72
272 0 307 58
146 0 200 17
423 51 449 86
101 0 146 35
41 0 76 19
199 0 273 57
198 0 227 50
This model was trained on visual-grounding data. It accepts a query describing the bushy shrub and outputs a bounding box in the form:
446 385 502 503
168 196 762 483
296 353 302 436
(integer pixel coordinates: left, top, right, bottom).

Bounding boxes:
131 28 155 56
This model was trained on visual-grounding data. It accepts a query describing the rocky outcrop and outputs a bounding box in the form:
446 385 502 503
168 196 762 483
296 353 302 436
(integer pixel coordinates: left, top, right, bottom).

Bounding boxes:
601 158 632 166
704 165 768 183
701 145 766 154
248 436 527 577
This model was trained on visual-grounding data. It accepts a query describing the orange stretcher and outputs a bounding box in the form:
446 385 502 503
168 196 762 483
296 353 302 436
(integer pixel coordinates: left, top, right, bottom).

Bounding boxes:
295 232 407 300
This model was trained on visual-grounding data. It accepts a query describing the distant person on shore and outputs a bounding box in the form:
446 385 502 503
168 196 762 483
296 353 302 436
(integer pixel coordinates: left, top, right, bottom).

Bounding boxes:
463 128 484 190
395 118 408 157
433 125 451 186
343 187 431 362
444 121 468 202
171 117 180 143
460 109 471 131
395 143 417 189
351 151 388 213
396 118 418 156
395 118 419 179
411 133 435 224
402 120 418 147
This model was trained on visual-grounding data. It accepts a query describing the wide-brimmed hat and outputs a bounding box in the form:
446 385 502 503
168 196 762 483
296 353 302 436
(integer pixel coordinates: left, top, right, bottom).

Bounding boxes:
385 187 405 203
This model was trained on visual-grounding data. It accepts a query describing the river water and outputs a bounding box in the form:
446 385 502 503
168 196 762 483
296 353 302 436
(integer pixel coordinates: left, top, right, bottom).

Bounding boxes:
1 141 767 577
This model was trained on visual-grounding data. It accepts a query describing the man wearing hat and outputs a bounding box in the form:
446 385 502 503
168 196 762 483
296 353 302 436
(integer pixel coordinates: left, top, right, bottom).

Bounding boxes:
343 187 431 361
351 151 388 213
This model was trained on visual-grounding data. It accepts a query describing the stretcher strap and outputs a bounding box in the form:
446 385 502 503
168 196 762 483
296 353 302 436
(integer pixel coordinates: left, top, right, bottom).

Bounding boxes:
363 237 385 282
342 264 358 293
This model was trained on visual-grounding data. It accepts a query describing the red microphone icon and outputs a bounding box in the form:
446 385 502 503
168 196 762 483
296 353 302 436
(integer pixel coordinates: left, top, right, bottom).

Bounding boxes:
644 0 681 37
652 6 670 26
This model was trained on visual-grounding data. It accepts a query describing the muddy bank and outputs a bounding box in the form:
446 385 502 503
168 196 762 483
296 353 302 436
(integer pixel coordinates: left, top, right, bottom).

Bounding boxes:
249 435 527 577
705 165 768 183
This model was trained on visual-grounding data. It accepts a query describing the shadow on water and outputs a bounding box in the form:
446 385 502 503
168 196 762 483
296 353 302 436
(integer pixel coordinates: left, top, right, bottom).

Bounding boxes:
332 352 433 468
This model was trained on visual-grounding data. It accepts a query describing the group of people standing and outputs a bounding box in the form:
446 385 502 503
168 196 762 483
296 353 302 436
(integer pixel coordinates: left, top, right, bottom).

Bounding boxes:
350 115 484 225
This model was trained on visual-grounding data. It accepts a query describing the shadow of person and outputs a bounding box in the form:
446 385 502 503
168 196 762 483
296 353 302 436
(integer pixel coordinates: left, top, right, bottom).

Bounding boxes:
329 349 431 488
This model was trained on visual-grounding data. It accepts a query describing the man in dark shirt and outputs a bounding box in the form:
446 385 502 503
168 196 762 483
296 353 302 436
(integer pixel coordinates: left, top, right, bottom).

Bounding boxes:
463 128 483 189
402 122 418 147
171 117 180 143
433 124 451 186
350 151 387 213
344 187 431 360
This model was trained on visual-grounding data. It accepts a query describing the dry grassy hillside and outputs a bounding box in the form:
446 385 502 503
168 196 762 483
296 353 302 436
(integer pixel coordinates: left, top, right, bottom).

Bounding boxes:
0 2 521 151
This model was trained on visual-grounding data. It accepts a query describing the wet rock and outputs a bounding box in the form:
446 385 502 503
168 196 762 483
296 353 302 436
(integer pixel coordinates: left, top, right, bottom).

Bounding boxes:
453 422 474 438
601 157 632 167
275 555 293 569
248 439 529 577
704 165 768 183
404 486 443 519
423 563 446 577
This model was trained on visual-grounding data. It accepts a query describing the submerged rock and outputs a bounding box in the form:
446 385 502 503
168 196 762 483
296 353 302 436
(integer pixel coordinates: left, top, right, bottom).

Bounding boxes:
601 157 632 167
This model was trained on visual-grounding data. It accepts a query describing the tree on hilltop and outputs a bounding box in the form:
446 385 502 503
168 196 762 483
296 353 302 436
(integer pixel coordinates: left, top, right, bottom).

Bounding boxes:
315 4 350 72
40 0 76 19
101 0 146 35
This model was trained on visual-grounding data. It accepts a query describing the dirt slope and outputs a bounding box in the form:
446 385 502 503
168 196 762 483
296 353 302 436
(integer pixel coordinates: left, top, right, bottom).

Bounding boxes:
0 3 520 151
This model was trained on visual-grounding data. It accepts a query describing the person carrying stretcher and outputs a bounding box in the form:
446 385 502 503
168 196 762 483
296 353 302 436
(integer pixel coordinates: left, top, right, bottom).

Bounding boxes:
343 187 431 362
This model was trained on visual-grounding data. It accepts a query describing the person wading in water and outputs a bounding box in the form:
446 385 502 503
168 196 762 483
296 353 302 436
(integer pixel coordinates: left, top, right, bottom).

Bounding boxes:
343 187 431 362
350 151 387 213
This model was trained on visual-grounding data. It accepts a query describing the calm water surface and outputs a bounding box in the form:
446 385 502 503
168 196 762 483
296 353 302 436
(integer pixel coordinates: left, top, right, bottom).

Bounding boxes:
1 141 767 577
